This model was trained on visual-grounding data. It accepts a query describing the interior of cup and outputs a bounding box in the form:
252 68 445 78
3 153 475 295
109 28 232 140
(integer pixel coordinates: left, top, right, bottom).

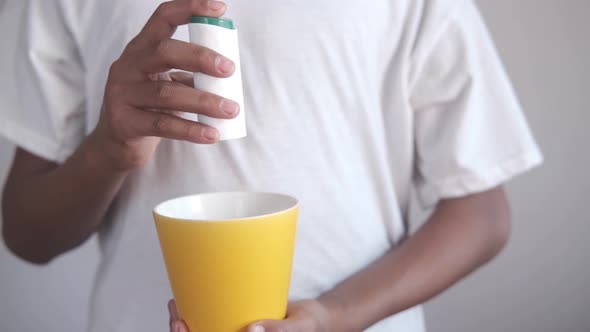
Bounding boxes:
154 192 298 221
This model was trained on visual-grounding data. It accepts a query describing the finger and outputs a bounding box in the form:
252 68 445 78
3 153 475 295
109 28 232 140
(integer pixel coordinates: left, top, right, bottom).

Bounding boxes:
125 108 220 143
136 39 235 76
170 71 195 87
168 300 180 321
138 0 226 45
168 300 174 328
172 320 190 332
121 80 239 119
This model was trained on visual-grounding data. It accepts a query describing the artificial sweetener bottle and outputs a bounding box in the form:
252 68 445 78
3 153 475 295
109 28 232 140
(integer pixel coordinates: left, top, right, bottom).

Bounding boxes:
188 16 246 140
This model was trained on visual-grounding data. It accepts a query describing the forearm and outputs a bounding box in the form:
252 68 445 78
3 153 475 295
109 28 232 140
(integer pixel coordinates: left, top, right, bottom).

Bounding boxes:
2 132 128 263
319 187 511 331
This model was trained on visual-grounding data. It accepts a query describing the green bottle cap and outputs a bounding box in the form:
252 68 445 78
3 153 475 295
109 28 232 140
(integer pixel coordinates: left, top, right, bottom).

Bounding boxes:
190 16 235 30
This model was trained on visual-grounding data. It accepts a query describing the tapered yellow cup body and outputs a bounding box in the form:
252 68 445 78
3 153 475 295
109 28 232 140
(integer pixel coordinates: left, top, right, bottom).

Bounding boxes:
153 192 299 332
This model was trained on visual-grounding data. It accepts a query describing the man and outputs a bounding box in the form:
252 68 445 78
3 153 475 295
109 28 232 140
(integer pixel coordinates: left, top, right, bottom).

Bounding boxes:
1 0 542 331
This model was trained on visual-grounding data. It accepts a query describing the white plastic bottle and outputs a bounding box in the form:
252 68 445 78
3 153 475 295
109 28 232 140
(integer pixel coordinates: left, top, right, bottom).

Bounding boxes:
188 16 246 140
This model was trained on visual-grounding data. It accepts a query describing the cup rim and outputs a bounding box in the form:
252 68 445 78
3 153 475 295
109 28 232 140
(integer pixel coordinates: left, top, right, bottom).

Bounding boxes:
153 191 299 222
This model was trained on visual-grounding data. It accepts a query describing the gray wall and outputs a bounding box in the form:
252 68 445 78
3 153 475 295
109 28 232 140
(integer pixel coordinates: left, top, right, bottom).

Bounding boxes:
0 0 588 331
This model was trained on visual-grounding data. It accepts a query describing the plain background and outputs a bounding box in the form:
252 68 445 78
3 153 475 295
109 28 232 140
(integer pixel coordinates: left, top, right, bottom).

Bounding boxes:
0 0 588 331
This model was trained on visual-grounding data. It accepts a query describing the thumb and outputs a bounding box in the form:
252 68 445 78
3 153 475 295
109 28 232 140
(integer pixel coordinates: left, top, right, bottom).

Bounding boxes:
248 318 307 332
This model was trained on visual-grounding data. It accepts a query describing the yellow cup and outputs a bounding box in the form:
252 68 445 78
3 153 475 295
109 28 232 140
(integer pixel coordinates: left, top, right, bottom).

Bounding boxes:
153 192 299 332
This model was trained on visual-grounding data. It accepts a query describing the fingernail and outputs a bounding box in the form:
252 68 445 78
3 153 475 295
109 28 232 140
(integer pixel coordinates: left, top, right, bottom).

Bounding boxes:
252 325 265 332
203 127 219 141
215 56 235 74
208 1 226 11
220 99 239 115
173 322 181 332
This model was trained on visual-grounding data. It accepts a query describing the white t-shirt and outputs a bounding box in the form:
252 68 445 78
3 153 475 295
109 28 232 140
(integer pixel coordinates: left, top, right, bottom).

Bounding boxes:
2 0 542 331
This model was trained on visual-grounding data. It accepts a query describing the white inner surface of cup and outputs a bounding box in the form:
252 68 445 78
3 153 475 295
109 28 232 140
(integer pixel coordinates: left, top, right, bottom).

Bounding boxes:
154 192 298 221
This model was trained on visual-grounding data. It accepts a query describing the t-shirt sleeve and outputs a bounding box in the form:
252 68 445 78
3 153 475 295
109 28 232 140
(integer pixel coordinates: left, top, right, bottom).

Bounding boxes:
0 0 86 163
410 0 543 206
